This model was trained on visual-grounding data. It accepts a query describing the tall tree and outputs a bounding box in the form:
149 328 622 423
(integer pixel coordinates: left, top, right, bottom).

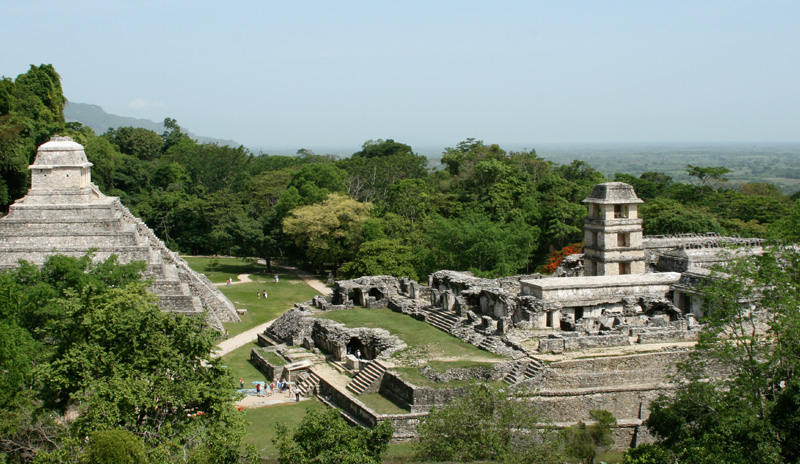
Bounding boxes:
274 408 392 464
641 245 800 463
0 64 67 211
0 254 254 463
415 385 563 463
282 193 373 274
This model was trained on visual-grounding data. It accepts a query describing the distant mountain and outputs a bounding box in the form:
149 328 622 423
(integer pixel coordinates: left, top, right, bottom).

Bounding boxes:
64 102 240 147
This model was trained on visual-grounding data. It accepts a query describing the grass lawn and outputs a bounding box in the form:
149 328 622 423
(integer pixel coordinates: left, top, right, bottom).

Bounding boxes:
182 256 265 284
182 256 321 337
220 342 267 386
357 393 410 414
316 308 505 362
383 442 419 463
393 366 506 389
240 400 328 459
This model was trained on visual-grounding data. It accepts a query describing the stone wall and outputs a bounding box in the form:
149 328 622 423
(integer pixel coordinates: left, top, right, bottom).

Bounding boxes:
535 351 685 390
378 372 469 413
538 333 630 353
316 373 426 440
266 306 406 361
250 349 285 381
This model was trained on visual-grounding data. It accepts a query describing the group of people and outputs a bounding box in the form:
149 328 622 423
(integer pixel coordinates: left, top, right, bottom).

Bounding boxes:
249 379 301 399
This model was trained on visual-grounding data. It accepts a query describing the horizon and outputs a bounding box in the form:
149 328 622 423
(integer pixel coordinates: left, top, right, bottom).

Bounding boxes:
5 1 799 148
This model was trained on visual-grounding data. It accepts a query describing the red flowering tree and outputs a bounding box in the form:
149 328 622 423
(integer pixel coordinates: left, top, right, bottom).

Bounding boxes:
540 243 583 274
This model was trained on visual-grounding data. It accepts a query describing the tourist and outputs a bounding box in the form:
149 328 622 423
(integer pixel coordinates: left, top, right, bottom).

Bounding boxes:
239 377 244 389
274 275 279 283
226 278 231 286
256 382 262 397
294 386 300 402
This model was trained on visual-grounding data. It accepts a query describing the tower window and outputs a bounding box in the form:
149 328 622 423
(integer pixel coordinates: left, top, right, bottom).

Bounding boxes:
614 204 628 218
619 262 631 274
617 232 629 247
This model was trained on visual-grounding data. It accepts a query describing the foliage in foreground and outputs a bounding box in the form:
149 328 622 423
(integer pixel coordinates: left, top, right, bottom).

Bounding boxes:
0 253 255 463
273 408 392 464
626 245 800 464
414 385 563 463
561 409 617 464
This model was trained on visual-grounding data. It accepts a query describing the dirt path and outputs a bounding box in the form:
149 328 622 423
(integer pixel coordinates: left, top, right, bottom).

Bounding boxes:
215 266 331 356
214 273 254 286
215 319 277 356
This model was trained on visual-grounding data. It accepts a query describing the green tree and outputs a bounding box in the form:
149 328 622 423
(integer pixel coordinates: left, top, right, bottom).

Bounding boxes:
685 164 731 194
287 163 348 205
83 135 123 192
274 408 392 464
0 254 254 463
384 178 439 233
640 197 722 236
282 193 373 274
561 410 617 464
415 385 562 463
644 245 800 463
87 429 147 464
421 211 540 277
339 238 418 280
0 64 67 211
622 443 674 464
341 139 428 203
105 126 163 161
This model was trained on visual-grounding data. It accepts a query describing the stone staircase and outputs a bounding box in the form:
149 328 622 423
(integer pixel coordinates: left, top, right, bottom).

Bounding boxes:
420 306 460 332
328 359 351 375
478 336 496 352
503 362 525 384
346 360 388 395
297 370 322 397
503 359 545 385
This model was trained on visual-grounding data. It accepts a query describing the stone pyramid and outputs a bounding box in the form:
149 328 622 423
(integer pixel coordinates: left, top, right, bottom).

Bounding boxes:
0 136 239 330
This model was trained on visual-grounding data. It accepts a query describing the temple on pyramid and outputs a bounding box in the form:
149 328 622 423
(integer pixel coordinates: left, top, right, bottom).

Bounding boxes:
0 136 239 330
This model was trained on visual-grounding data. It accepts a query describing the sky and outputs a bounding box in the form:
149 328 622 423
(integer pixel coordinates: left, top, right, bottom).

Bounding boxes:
2 1 799 151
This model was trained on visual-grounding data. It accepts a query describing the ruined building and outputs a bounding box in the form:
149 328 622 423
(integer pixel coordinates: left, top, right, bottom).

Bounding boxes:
0 136 239 329
255 180 764 446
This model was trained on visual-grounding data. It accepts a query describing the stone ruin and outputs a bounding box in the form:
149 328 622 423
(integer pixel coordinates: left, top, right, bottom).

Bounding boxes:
0 136 239 330
254 181 768 446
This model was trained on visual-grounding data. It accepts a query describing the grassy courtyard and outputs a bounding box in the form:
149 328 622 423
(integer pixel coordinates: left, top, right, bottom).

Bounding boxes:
316 307 504 363
183 256 321 337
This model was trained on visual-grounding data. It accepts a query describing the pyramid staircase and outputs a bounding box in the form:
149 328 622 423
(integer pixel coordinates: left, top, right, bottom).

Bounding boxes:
346 360 388 395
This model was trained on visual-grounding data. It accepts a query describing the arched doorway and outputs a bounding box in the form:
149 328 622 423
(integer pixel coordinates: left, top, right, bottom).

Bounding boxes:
346 337 364 359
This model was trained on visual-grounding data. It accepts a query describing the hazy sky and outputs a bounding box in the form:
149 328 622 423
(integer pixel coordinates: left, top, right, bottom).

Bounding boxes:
2 1 799 149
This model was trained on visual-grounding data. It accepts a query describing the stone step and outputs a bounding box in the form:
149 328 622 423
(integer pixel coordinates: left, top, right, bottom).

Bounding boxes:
524 360 544 378
257 331 283 347
328 360 351 375
503 362 525 384
478 337 496 352
347 360 388 395
420 307 460 332
297 371 322 397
